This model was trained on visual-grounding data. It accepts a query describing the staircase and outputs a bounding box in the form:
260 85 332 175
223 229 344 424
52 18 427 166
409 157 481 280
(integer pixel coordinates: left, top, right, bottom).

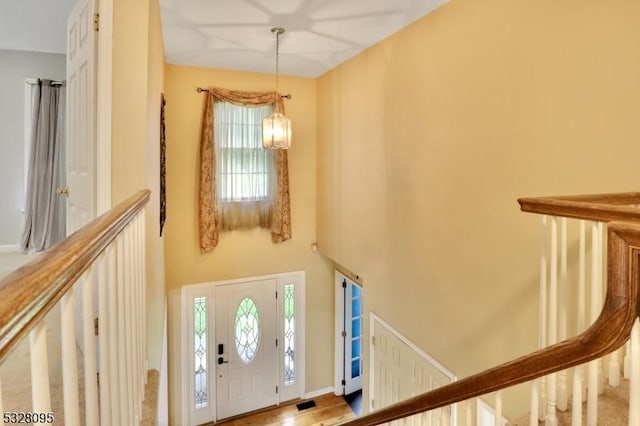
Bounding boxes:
1 191 638 426
337 192 640 426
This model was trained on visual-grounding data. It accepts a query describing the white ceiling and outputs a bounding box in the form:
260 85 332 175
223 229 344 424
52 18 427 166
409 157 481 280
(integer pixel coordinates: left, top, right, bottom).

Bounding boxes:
0 0 448 78
160 0 449 77
0 0 75 54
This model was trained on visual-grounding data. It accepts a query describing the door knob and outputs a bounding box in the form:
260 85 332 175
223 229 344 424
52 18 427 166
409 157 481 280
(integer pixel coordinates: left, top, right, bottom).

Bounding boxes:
56 187 69 196
217 357 229 365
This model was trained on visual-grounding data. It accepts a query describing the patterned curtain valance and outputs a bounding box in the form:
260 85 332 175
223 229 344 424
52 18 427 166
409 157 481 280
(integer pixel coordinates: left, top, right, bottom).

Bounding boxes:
198 88 291 253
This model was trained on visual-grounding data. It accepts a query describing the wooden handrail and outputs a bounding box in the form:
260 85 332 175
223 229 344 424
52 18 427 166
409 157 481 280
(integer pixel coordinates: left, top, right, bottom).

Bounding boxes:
519 192 640 222
339 221 640 426
0 190 150 364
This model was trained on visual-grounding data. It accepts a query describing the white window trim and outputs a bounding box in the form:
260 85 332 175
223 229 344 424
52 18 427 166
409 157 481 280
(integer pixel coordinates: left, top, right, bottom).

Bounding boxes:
181 271 306 426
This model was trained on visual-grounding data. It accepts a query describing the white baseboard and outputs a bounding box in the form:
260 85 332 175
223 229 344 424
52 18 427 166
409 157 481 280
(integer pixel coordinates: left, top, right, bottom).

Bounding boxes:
0 245 20 252
304 387 335 400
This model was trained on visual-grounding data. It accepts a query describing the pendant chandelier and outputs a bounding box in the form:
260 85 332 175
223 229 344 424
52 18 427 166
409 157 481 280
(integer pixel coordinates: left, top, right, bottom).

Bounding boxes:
263 27 292 149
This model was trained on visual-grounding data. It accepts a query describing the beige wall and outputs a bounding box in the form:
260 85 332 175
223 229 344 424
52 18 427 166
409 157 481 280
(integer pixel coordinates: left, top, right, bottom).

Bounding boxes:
111 0 166 372
111 0 149 204
145 0 166 371
316 0 640 419
163 65 334 424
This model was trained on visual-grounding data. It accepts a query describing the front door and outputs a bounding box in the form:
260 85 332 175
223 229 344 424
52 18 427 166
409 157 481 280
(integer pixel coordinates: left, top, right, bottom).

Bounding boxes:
215 279 278 420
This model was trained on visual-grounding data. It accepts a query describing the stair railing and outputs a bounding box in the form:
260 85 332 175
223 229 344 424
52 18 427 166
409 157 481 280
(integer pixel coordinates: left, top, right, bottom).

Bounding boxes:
0 190 150 426
339 193 640 426
520 193 640 426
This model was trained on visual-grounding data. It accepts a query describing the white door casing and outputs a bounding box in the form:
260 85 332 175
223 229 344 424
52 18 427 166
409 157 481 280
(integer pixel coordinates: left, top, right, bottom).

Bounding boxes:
182 272 306 426
215 279 278 420
66 0 97 234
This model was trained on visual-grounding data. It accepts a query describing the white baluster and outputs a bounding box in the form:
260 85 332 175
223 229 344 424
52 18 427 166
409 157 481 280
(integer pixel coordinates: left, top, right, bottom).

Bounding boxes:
131 223 140 418
132 224 141 419
131 221 139 415
539 215 548 422
136 216 145 408
587 222 600 426
141 210 148 377
29 321 51 412
442 407 450 426
98 252 112 426
578 220 586 336
124 229 135 426
117 235 130 426
579 220 587 404
597 222 605 395
629 319 640 426
546 217 558 426
123 227 135 424
132 223 142 421
624 340 632 380
140 215 147 383
83 268 99 425
608 350 621 387
571 367 583 426
466 399 473 426
572 224 586 425
107 243 122 423
129 220 143 418
531 380 539 425
61 290 81 426
557 217 568 411
600 215 620 393
495 391 503 426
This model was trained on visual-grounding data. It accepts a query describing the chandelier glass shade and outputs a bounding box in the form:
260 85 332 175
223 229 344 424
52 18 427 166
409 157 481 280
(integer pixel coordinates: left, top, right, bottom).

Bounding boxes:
263 111 291 149
263 27 291 149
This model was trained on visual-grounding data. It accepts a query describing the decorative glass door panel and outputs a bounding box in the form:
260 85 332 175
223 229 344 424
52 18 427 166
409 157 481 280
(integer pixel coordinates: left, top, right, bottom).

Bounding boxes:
283 284 295 385
234 297 260 363
351 284 363 379
344 278 363 395
215 279 277 420
194 297 208 408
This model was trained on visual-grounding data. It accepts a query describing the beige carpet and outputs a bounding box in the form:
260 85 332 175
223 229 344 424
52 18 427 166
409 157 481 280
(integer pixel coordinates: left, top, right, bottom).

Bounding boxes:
510 380 631 425
141 370 160 426
1 303 86 425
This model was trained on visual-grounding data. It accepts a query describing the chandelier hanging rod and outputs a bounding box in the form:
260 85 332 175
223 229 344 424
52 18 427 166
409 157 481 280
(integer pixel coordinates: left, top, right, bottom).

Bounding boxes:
196 87 291 98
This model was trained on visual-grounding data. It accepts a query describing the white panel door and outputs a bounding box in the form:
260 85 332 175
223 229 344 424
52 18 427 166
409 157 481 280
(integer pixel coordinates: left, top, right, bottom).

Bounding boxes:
215 279 278 420
66 0 97 234
66 0 98 357
372 317 455 425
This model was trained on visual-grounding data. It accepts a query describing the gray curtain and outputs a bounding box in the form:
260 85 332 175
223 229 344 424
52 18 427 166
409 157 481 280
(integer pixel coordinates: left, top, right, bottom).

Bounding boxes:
21 79 66 251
